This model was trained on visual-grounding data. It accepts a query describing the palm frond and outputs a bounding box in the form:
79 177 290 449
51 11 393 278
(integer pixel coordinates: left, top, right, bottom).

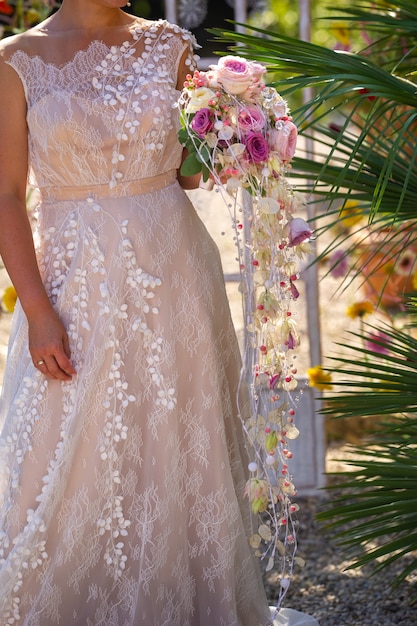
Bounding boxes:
316 311 417 594
318 420 417 596
210 24 417 113
321 321 417 417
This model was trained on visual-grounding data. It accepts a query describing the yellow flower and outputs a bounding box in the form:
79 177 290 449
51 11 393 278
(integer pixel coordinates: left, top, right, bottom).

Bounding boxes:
330 21 351 47
307 365 333 391
346 300 374 319
339 199 365 230
2 285 17 313
25 8 40 25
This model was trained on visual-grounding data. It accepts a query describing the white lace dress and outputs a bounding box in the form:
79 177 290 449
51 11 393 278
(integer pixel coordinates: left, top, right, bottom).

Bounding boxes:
0 18 319 626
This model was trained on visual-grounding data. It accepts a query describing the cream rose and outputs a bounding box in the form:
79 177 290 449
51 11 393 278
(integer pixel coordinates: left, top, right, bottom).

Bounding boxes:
185 87 216 114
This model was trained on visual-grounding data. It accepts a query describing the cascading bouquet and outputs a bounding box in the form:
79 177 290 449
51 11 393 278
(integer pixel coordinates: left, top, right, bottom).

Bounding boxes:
178 55 313 609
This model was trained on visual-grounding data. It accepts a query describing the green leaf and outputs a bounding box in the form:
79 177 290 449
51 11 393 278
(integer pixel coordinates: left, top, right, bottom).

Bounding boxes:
179 151 202 177
177 128 190 146
201 164 211 183
195 144 212 167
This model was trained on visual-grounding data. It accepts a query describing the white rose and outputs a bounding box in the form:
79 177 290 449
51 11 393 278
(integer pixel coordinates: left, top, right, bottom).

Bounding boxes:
185 87 217 113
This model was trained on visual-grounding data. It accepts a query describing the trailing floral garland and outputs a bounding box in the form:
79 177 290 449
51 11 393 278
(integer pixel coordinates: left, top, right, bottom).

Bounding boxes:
178 55 313 609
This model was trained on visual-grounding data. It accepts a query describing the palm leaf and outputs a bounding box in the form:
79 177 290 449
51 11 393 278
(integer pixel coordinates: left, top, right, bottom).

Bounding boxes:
210 21 417 112
315 313 417 594
322 321 417 417
318 423 417 597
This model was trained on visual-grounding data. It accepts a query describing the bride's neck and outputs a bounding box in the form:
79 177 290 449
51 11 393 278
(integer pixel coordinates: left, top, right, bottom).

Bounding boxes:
47 2 132 33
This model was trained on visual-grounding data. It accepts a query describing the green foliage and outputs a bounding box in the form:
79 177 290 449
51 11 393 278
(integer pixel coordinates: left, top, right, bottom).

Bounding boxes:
0 0 58 37
324 321 417 417
311 312 417 598
178 124 211 182
250 0 356 48
318 420 417 600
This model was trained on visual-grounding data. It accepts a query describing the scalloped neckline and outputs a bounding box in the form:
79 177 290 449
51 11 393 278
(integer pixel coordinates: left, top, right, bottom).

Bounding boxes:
10 19 166 71
12 39 114 71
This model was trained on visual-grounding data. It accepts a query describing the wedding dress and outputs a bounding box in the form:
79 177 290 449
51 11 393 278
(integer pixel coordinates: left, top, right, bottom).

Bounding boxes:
0 18 319 626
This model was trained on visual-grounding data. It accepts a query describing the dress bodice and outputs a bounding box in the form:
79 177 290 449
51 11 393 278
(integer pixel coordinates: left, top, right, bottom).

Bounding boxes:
4 20 197 196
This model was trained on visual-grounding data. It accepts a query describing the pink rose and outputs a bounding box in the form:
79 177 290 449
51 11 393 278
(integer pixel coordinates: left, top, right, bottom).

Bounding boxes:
213 55 254 95
245 132 269 163
248 60 267 82
191 108 214 137
287 217 313 246
237 106 266 134
267 120 298 161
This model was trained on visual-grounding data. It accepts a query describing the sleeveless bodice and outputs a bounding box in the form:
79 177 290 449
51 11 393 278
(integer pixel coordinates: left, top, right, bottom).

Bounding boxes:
5 20 196 196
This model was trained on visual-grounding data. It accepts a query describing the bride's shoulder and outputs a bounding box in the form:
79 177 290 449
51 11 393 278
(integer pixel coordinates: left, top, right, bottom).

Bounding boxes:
0 23 46 61
145 18 197 46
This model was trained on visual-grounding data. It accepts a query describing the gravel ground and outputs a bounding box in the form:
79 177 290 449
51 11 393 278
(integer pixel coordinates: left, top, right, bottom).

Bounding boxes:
262 444 417 626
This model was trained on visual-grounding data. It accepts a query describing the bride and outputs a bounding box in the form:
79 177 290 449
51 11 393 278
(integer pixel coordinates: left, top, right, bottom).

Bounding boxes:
0 1 319 624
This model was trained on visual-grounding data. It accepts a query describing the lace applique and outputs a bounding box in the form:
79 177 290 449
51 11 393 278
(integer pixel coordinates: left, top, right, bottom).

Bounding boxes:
5 20 199 192
91 21 198 188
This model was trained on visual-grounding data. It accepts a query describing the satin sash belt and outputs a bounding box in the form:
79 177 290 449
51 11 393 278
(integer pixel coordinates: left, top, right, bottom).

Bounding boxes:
38 171 178 202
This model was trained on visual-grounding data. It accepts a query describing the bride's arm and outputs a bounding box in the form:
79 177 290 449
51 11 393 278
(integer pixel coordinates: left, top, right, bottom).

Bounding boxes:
0 51 75 381
177 148 202 190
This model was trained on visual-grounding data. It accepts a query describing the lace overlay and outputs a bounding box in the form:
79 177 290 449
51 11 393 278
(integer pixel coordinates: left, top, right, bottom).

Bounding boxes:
0 19 273 626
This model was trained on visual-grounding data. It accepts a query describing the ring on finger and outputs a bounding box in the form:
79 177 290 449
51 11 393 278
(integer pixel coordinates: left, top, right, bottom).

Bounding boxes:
36 359 45 366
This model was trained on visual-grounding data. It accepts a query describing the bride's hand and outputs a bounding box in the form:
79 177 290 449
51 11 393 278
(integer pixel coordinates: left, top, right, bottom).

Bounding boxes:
28 309 76 381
